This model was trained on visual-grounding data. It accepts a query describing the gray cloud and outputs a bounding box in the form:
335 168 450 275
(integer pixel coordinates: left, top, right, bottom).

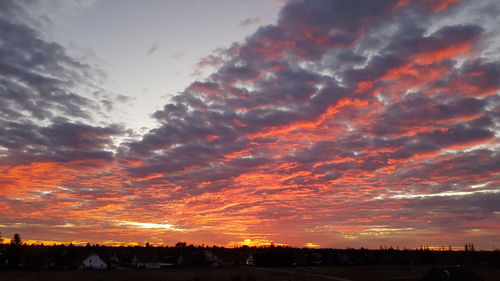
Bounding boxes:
0 0 125 165
1 0 499 247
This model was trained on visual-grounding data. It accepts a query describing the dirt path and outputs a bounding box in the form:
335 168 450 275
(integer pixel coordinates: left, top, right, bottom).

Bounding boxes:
242 266 352 281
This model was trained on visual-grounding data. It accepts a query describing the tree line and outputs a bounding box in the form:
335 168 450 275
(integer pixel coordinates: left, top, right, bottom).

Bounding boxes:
0 232 498 270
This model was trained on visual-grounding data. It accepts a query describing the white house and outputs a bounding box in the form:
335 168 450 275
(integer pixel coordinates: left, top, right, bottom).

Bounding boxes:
80 253 107 270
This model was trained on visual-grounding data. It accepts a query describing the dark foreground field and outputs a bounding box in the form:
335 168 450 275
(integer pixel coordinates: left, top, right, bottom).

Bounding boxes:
1 265 500 281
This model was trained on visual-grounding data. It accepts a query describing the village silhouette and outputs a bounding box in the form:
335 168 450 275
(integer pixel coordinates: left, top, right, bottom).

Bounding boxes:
1 232 499 281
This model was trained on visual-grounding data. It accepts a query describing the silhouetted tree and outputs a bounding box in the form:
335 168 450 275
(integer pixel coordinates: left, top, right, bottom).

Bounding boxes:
11 233 22 246
7 233 23 268
465 243 475 252
176 241 187 247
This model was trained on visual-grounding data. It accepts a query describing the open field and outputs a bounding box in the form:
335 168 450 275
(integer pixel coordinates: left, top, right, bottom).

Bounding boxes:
1 265 500 281
304 265 500 281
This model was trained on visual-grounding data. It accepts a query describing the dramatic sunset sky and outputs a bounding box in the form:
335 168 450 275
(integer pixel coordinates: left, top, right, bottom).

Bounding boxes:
1 0 499 249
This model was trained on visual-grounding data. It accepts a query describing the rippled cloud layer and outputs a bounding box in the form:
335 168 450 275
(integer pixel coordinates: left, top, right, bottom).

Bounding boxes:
1 0 499 248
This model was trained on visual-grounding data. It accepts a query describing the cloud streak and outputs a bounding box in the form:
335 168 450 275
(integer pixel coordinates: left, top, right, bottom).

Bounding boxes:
239 17 261 27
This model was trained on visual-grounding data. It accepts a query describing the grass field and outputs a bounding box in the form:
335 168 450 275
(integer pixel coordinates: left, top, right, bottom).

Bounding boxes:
1 265 499 281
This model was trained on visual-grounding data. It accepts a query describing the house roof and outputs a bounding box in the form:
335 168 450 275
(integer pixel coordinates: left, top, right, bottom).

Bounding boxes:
135 253 160 263
80 252 106 264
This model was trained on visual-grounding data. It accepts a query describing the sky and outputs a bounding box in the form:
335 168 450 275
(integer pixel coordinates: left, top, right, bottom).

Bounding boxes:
0 0 499 249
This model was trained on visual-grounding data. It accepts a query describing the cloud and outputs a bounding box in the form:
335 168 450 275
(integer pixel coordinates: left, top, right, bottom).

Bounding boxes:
0 0 124 165
147 43 159 55
239 17 261 27
116 0 499 247
1 0 499 248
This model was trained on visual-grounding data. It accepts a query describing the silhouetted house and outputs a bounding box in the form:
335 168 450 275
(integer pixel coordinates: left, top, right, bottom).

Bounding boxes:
419 266 483 281
132 253 173 269
0 251 7 268
337 253 355 265
180 250 211 267
132 253 159 268
107 253 120 268
244 254 255 266
221 257 234 266
163 256 177 266
204 250 221 267
292 254 307 266
36 255 60 269
80 253 107 270
108 251 134 268
176 253 184 265
311 252 322 265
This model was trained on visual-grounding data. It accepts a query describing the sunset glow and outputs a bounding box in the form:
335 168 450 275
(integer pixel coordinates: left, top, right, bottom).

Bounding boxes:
0 0 499 250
